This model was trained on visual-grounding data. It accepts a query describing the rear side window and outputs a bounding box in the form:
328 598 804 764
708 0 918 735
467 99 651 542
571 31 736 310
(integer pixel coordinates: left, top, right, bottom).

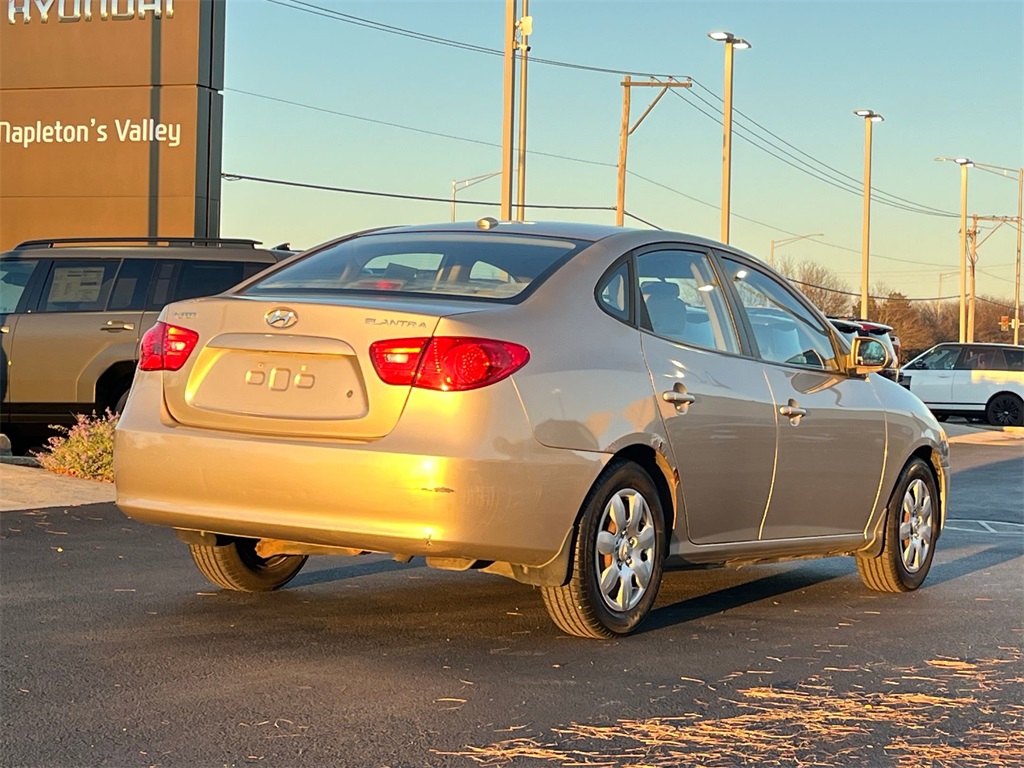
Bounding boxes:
0 259 40 314
109 259 156 311
636 249 740 353
243 233 584 302
1005 349 1024 371
40 260 119 313
173 261 246 302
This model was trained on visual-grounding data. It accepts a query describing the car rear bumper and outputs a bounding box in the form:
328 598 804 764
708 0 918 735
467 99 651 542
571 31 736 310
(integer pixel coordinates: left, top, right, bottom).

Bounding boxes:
113 381 605 569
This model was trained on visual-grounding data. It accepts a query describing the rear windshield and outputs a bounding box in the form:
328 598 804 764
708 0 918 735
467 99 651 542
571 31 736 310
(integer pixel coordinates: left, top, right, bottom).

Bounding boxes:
242 232 585 302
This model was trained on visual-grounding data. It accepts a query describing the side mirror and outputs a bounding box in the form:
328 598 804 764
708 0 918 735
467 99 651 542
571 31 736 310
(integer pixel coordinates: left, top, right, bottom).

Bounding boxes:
848 336 890 375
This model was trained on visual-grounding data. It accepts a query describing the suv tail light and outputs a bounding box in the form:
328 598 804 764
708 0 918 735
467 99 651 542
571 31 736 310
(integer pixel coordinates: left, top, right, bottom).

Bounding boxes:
370 337 530 391
139 322 200 371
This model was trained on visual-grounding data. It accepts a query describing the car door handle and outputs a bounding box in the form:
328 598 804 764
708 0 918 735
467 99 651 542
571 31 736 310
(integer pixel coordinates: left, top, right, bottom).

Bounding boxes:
779 400 808 425
661 387 696 414
662 391 696 405
100 321 135 332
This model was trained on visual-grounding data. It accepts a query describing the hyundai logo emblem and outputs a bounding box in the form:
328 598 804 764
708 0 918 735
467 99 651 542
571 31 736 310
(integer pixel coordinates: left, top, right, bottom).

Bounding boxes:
265 308 298 329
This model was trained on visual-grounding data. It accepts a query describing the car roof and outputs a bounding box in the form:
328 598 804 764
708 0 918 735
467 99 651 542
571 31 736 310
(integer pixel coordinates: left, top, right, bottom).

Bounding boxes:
317 221 759 271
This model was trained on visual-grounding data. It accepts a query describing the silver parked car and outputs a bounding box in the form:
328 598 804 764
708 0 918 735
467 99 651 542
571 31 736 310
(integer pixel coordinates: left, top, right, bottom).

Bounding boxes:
115 221 949 638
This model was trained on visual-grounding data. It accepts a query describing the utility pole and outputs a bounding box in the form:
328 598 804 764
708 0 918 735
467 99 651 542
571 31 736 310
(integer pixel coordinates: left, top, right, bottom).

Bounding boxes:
968 214 978 342
614 77 691 226
965 214 1014 342
499 0 517 221
1015 168 1022 345
514 3 531 222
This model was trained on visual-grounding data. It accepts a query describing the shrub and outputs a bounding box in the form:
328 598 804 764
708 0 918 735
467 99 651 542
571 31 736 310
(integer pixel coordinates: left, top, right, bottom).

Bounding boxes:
34 411 118 483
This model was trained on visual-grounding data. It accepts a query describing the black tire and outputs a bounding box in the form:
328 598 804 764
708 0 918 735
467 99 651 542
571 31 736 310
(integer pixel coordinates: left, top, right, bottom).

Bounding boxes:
985 392 1023 427
857 457 938 592
188 537 308 592
541 460 665 639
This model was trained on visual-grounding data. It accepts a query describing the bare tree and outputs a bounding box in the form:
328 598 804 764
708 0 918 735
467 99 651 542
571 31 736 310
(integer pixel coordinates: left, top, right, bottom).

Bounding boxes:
776 258 855 316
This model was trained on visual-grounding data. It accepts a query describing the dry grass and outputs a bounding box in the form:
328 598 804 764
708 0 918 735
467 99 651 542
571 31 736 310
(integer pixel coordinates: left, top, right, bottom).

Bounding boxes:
437 651 1023 767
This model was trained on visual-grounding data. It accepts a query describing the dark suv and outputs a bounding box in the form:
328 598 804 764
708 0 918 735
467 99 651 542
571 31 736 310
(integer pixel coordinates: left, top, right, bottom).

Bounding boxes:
0 237 292 449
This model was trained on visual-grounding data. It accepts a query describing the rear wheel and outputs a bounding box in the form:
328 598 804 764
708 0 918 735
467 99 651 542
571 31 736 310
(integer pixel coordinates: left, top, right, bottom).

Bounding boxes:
857 457 938 592
541 460 665 639
986 393 1023 427
188 537 308 592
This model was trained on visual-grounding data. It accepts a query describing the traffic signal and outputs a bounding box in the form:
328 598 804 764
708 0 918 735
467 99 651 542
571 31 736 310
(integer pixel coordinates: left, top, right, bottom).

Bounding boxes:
999 316 1010 332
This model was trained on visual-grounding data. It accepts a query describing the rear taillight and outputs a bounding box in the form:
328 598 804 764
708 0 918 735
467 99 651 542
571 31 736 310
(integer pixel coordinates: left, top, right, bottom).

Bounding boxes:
370 337 530 391
138 322 200 371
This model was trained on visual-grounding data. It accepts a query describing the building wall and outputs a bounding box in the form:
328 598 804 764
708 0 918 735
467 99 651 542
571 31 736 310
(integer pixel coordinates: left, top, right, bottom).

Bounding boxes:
0 0 224 249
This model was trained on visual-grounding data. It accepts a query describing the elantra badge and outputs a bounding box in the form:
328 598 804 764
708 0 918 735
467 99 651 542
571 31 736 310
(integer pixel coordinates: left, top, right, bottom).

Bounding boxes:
265 308 298 329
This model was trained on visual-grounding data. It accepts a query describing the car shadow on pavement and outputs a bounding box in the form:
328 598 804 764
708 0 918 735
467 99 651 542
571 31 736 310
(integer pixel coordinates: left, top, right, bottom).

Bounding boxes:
641 563 846 634
289 555 425 587
924 540 1023 587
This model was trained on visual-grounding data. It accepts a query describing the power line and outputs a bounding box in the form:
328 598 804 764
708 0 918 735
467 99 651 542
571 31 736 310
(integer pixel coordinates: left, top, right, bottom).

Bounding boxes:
221 172 615 212
671 88 956 219
224 87 955 268
264 0 961 221
688 80 957 217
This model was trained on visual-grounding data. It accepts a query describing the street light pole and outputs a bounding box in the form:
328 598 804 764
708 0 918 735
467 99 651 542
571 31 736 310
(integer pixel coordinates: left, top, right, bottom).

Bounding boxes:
708 31 750 245
514 2 531 222
499 0 517 221
451 171 503 222
769 233 824 267
854 109 883 319
935 156 974 343
957 159 972 342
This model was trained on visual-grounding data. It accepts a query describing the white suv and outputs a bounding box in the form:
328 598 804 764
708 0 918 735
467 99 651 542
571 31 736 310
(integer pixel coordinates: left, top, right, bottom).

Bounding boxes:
901 342 1023 426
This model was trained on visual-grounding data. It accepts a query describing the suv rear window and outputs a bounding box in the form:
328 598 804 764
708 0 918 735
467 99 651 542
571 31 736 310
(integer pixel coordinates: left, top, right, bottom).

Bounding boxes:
243 233 584 302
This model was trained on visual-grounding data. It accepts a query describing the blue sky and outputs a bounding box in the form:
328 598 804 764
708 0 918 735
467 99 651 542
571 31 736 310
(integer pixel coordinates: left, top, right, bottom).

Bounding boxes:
219 0 1023 303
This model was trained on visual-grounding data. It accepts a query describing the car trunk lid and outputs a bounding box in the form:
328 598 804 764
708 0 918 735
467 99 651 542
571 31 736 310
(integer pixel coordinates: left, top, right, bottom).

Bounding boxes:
158 295 482 440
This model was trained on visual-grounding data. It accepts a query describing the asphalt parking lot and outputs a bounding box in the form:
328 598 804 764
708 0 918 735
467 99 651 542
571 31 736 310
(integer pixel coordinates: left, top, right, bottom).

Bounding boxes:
1 427 1021 767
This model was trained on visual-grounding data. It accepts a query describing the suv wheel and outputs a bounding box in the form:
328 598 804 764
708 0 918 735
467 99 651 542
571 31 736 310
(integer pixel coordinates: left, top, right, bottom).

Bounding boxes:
986 393 1023 427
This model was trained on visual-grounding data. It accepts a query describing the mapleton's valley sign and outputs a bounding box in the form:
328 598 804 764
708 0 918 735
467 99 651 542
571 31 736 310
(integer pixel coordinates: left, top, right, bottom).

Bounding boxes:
7 0 173 24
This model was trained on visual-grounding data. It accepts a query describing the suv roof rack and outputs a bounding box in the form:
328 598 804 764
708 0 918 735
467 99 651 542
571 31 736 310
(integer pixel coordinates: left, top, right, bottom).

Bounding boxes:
14 236 262 250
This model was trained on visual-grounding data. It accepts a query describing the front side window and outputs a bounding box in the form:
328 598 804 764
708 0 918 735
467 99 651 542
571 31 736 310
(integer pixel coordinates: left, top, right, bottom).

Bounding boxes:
723 258 838 370
0 259 40 314
40 260 119 313
244 233 584 302
635 249 740 353
913 345 962 371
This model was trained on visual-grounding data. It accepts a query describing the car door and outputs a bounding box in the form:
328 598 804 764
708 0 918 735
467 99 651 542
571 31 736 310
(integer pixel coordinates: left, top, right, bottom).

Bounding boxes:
951 346 1007 408
7 258 144 408
905 345 961 406
719 256 886 539
635 247 778 545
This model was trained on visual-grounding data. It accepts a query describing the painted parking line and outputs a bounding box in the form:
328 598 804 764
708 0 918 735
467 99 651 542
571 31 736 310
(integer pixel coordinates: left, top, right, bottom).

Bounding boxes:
944 519 1024 536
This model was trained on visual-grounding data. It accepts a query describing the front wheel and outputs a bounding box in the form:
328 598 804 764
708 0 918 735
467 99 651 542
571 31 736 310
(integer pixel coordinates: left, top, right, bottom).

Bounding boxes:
541 460 665 639
986 392 1023 427
189 537 308 592
857 457 938 592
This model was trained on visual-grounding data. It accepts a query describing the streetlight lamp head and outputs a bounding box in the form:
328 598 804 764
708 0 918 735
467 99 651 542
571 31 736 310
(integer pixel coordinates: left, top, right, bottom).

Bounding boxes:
707 30 733 42
732 38 752 50
854 109 883 121
954 157 974 167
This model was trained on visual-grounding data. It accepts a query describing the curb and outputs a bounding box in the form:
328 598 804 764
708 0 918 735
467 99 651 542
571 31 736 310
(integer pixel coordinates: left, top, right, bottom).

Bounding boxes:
0 433 42 466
